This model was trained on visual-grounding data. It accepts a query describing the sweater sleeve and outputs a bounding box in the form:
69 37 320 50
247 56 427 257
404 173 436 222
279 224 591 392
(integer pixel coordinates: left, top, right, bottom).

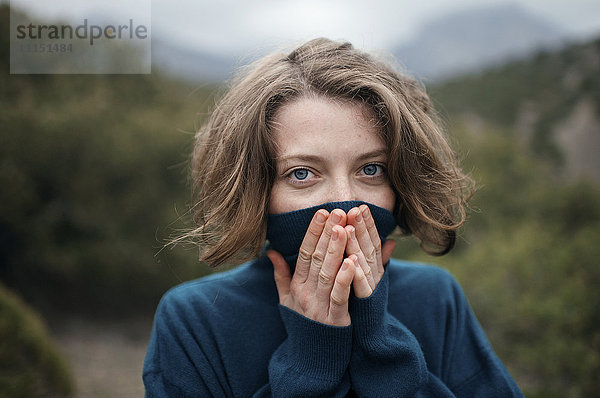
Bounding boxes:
348 270 432 397
265 305 352 397
143 285 284 398
439 273 524 397
348 269 524 397
143 284 352 397
143 288 235 397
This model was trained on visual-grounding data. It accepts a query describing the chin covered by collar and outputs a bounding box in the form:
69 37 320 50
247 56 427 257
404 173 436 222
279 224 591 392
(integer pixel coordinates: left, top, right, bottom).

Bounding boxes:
266 201 398 266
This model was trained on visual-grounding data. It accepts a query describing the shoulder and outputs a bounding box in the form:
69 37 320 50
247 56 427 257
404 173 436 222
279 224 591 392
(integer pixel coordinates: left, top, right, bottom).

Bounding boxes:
156 261 256 316
145 263 268 396
387 258 459 292
160 264 243 303
385 258 467 314
155 258 277 323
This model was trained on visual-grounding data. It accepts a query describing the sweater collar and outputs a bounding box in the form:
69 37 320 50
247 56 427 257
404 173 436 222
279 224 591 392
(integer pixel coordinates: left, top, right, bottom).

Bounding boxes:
266 201 397 267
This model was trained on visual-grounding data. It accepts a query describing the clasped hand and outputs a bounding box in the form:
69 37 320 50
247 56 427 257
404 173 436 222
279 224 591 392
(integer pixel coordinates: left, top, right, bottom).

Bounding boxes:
267 205 396 327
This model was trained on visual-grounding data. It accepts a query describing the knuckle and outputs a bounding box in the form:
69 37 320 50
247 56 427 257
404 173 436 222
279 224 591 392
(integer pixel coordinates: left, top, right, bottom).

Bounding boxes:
330 293 346 307
374 239 382 254
367 247 377 260
298 247 312 263
318 270 334 285
299 293 310 311
374 237 382 249
307 225 321 239
311 251 324 267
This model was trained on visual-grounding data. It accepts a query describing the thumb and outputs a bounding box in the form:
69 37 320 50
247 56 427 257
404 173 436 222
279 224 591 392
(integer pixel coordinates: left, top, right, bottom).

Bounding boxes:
382 239 396 266
266 250 291 302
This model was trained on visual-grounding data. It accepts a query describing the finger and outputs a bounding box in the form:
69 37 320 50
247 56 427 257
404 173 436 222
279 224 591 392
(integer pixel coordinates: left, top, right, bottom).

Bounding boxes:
317 224 347 298
329 257 355 325
382 239 396 267
349 206 378 279
267 250 291 303
306 209 346 288
359 204 384 276
296 209 329 284
350 255 373 298
345 225 375 290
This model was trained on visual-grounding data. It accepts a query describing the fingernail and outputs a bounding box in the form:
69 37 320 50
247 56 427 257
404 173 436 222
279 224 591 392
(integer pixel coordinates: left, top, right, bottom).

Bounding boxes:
316 210 326 224
341 259 349 271
361 206 370 219
355 210 362 222
331 211 341 224
349 226 356 240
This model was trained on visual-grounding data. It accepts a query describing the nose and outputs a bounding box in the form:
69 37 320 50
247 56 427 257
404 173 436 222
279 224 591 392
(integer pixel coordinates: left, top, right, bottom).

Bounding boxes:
328 176 356 203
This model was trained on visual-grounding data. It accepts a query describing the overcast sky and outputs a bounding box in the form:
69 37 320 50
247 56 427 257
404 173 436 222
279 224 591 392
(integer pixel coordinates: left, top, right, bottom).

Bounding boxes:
11 0 600 56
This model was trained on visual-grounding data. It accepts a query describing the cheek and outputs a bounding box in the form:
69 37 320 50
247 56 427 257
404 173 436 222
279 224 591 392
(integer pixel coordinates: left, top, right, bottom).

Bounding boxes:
268 181 318 214
268 182 285 214
363 186 396 213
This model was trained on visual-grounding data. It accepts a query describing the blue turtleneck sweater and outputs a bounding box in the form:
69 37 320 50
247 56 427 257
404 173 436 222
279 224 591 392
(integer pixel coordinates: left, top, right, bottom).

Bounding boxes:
143 202 523 397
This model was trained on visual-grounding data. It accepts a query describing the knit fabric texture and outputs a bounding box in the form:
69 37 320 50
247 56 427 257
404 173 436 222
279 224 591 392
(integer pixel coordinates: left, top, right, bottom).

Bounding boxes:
143 259 524 397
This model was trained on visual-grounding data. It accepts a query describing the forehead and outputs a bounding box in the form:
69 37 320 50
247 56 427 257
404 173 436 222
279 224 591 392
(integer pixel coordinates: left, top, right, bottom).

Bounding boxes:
270 96 385 156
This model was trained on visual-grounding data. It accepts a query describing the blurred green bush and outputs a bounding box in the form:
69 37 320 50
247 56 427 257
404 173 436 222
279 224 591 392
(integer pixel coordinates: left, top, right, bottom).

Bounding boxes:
0 283 73 397
1 4 215 316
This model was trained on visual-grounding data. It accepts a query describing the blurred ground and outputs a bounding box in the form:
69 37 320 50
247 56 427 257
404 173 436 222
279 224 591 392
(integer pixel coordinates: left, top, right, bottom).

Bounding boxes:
51 318 152 398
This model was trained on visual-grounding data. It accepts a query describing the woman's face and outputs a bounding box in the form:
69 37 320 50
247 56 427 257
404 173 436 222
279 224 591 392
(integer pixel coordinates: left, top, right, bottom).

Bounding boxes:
269 96 396 214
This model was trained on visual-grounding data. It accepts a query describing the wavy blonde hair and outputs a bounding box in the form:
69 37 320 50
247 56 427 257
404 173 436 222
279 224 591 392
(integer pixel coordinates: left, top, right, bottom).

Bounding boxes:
183 38 473 267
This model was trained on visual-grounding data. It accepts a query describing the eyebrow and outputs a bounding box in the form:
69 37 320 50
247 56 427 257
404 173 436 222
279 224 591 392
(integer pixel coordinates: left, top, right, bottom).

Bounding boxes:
276 149 388 165
355 149 388 161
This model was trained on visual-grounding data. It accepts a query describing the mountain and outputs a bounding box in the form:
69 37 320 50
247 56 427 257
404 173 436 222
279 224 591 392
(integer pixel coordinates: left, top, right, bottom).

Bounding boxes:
429 36 600 183
151 38 238 83
152 3 573 83
393 3 567 80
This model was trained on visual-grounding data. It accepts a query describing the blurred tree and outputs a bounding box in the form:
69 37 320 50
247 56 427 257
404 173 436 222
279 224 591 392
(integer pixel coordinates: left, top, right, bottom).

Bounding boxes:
1 4 216 316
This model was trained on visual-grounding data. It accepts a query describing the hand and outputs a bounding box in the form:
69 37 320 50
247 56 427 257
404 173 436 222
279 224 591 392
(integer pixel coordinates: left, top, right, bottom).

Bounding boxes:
268 209 356 327
345 205 396 298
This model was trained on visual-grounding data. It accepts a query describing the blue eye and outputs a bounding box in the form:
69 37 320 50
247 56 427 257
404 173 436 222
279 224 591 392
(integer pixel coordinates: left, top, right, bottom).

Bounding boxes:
363 164 379 176
293 169 309 180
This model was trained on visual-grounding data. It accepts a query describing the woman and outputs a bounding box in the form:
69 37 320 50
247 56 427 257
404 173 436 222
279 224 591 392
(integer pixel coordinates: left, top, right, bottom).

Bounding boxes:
143 38 523 397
